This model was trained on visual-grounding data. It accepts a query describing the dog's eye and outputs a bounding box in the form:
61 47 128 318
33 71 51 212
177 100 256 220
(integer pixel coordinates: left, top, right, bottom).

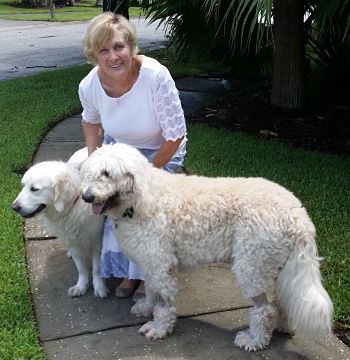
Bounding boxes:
30 186 39 192
102 170 110 178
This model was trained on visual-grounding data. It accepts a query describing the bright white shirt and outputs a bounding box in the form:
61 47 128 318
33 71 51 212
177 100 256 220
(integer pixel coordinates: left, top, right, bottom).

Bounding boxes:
78 56 186 151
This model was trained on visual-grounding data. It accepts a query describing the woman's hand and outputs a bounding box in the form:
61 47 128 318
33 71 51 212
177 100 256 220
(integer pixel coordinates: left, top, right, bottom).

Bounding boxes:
152 137 183 168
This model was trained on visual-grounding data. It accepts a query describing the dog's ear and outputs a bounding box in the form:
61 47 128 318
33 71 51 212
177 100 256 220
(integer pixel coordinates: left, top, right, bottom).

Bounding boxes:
53 171 77 212
119 171 153 217
128 165 155 218
121 172 134 194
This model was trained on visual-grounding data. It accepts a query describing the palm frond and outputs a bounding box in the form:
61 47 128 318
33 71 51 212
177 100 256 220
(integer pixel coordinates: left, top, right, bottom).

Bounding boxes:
203 0 272 54
313 0 350 41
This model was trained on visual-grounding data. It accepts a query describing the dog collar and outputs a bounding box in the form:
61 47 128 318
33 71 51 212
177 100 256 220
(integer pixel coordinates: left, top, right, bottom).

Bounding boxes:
122 207 134 218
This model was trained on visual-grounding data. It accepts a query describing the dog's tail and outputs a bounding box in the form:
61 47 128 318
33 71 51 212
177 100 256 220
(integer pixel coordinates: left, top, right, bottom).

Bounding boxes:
277 208 333 337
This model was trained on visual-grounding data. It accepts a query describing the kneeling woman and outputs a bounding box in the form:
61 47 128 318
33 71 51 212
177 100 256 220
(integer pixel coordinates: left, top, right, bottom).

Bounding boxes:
78 12 187 300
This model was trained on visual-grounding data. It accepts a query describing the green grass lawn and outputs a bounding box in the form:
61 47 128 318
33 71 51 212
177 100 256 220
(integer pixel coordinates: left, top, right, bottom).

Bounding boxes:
0 65 88 360
0 0 145 21
0 54 349 358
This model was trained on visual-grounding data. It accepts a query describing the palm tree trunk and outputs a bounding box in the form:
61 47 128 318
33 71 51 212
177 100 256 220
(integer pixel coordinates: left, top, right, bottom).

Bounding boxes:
49 0 55 19
103 0 129 19
271 0 305 109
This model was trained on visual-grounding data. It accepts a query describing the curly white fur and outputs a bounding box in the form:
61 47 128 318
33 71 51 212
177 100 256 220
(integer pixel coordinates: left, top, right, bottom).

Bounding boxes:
12 159 108 298
80 143 333 350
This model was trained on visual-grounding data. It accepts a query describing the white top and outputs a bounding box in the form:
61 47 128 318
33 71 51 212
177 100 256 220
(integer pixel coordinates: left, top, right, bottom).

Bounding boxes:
78 56 187 151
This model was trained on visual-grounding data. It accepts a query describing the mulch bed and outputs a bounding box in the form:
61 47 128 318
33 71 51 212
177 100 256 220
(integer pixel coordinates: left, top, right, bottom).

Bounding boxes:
187 80 350 157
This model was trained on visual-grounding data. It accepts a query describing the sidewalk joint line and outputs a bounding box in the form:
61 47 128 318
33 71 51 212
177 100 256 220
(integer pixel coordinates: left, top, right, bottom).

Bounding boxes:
41 305 252 343
26 236 57 241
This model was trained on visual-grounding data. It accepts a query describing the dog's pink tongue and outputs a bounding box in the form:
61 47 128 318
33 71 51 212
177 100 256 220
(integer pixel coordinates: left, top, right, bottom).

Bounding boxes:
92 203 104 215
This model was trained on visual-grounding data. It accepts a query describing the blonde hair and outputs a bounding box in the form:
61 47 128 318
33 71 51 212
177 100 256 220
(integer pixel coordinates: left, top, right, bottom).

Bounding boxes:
83 12 139 65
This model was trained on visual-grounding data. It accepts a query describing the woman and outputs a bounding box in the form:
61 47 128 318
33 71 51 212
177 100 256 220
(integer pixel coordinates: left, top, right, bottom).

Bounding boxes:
79 12 187 301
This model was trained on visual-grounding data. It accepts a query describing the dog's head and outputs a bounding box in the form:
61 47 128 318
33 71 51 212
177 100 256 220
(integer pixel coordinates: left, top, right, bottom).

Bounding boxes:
80 144 154 218
11 161 80 218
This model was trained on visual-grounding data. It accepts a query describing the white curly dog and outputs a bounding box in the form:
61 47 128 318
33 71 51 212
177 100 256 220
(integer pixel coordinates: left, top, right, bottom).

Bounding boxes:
80 143 333 351
11 159 108 298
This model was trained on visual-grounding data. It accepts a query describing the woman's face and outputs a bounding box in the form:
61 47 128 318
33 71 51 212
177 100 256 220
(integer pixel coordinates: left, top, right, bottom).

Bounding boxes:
96 30 133 80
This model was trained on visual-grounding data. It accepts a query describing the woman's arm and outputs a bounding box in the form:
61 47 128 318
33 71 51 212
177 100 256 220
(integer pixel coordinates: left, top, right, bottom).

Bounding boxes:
82 121 103 156
152 137 184 168
151 66 187 168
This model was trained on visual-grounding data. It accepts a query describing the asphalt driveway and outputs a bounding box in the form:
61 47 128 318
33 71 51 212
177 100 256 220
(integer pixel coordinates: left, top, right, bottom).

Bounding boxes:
0 17 167 80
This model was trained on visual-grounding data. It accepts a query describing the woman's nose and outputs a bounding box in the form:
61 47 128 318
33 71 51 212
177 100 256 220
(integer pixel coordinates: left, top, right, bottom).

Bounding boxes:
108 49 119 61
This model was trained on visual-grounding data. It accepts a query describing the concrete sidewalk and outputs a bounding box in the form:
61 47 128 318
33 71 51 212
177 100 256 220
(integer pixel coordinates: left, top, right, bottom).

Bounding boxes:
25 77 350 359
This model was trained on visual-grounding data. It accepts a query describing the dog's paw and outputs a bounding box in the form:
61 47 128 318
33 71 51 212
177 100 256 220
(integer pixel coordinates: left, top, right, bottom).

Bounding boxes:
234 330 269 352
94 282 109 298
273 317 293 335
68 285 88 297
274 322 293 335
131 299 153 318
139 321 170 340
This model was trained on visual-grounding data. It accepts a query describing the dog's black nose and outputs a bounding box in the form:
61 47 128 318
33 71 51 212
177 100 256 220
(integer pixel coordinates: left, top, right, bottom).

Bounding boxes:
11 202 21 213
82 191 95 203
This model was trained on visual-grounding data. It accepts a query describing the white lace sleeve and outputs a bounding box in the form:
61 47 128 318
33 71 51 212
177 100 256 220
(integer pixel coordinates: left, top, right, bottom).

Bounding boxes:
153 67 187 141
78 83 101 124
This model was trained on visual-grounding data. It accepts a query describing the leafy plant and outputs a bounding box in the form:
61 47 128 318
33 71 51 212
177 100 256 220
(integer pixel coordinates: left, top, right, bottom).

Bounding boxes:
306 0 350 94
140 0 273 79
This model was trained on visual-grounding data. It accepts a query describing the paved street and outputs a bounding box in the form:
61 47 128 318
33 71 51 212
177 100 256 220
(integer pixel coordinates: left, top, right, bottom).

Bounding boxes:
0 17 167 80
